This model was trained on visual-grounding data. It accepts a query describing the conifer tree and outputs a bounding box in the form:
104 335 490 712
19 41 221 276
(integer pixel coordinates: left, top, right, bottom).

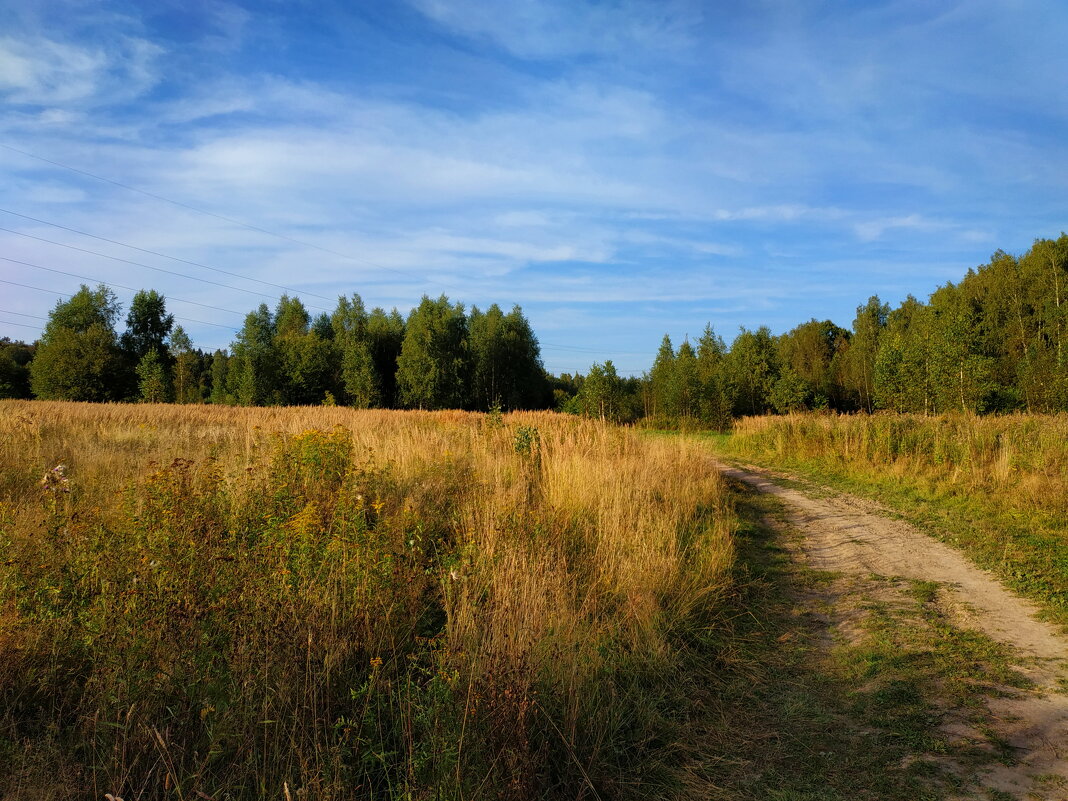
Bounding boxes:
695 324 731 428
648 334 676 419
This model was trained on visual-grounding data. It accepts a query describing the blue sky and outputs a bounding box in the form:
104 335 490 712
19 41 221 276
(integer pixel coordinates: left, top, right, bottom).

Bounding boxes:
1 0 1066 375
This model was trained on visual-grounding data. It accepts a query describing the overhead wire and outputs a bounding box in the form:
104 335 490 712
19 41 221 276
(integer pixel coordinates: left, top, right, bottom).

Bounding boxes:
1 256 251 320
0 207 338 303
0 319 42 332
0 275 239 332
0 142 456 293
0 226 333 312
1 145 658 367
0 308 47 320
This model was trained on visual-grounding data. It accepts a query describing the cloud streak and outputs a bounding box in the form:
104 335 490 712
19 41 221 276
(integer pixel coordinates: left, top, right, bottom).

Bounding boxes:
2 0 1066 373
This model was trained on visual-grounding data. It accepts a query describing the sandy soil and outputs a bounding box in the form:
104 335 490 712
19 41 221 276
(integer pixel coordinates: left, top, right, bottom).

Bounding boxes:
718 461 1068 800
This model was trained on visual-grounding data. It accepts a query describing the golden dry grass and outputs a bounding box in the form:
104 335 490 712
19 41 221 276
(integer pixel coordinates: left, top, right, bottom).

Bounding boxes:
0 401 732 800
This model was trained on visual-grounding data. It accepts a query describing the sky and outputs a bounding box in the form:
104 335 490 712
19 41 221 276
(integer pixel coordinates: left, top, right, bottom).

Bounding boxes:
1 0 1067 376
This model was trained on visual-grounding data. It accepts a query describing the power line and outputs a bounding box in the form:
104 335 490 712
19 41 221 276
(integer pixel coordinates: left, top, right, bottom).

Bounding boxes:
540 341 650 355
0 277 66 296
0 207 338 303
0 274 238 332
0 141 455 293
1 256 250 320
0 308 47 320
0 226 333 312
0 319 42 331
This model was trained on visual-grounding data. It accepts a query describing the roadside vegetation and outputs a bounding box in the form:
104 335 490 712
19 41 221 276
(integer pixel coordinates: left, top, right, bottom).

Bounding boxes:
701 483 1032 800
713 412 1068 627
0 400 732 800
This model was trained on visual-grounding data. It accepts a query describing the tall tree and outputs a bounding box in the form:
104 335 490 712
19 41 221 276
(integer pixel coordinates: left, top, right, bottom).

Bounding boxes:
210 350 231 405
0 338 34 399
136 348 169 402
695 325 731 428
332 295 379 408
842 296 889 412
121 290 174 361
648 335 676 419
30 284 125 402
169 326 198 404
469 304 546 410
724 327 778 416
228 304 277 406
578 361 623 421
396 295 470 410
674 339 700 419
368 307 405 408
875 296 935 413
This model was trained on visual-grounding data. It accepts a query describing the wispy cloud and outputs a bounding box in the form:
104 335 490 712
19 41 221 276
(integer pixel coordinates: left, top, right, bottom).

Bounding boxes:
2 0 1066 369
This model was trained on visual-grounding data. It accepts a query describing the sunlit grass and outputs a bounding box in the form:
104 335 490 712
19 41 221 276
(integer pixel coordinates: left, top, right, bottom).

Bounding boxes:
0 400 733 800
716 412 1068 625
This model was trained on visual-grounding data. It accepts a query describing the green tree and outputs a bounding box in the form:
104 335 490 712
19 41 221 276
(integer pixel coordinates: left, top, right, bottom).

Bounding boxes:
648 334 676 419
724 327 779 416
0 338 34 399
209 350 231 405
469 304 547 410
927 283 997 413
875 296 935 413
228 304 277 406
695 325 732 428
368 308 405 408
136 348 170 402
776 319 850 410
578 361 623 421
674 339 700 419
842 297 889 412
770 368 810 413
30 284 125 401
121 290 174 361
169 326 199 404
396 296 470 410
332 295 379 407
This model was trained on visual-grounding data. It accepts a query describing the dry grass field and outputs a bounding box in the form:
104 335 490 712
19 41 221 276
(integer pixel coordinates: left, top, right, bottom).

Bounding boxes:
0 401 732 800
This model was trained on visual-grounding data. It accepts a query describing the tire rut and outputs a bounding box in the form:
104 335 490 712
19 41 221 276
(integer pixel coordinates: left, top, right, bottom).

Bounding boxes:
718 461 1068 800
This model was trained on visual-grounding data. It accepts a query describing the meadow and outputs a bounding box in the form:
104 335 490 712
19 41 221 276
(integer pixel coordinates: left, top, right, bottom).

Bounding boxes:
0 401 732 800
716 412 1068 625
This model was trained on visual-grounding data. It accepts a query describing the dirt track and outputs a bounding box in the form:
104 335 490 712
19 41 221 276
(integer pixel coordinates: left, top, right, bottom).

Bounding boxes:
719 462 1068 800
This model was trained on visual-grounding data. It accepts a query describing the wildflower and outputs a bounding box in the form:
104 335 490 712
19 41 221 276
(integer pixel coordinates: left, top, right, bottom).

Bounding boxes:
40 464 70 493
370 656 383 668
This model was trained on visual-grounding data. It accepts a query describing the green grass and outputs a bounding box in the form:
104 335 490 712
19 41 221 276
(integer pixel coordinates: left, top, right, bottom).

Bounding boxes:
695 479 1028 800
704 415 1068 629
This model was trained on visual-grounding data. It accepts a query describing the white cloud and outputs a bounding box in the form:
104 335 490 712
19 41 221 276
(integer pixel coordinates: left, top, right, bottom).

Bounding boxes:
0 34 162 108
409 0 699 60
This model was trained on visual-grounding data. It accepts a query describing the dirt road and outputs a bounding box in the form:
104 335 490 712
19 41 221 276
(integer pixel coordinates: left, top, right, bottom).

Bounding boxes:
719 461 1068 800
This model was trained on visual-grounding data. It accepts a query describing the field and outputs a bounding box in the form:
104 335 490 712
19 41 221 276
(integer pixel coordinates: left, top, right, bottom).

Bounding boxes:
0 401 733 800
716 413 1068 625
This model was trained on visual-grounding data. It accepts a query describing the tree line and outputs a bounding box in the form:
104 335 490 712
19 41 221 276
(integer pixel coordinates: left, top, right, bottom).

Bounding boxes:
7 288 552 411
4 233 1065 421
566 234 1068 424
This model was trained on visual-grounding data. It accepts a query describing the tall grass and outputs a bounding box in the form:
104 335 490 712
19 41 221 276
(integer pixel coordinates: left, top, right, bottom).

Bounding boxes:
720 412 1068 623
0 401 732 800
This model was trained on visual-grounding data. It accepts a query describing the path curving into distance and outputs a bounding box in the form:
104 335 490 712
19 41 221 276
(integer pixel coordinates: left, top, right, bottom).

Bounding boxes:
718 461 1068 800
